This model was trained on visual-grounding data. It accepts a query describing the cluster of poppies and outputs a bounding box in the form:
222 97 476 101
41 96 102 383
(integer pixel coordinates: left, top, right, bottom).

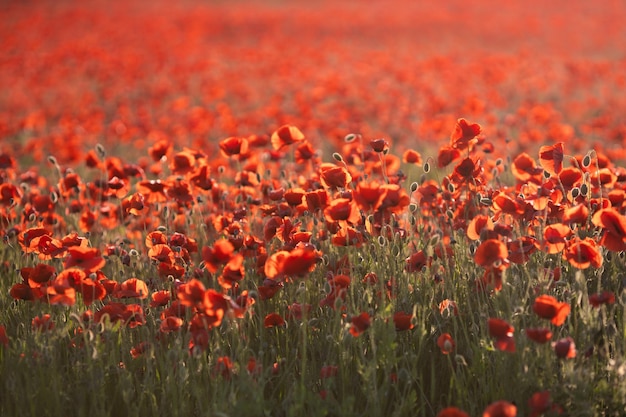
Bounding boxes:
1 0 626 415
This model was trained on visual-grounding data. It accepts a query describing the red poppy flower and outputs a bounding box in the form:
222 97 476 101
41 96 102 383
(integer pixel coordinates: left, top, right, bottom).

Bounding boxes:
218 254 245 289
219 136 249 157
393 311 414 331
319 365 338 379
553 337 576 359
450 118 481 151
304 189 329 212
0 325 8 348
64 246 106 274
467 215 494 241
295 140 316 163
160 316 184 333
271 125 305 150
488 318 515 352
202 289 229 326
10 282 35 301
353 180 387 212
379 184 410 213
202 239 235 273
538 223 571 254
71 275 104 306
150 290 171 307
589 291 615 308
349 312 371 337
528 390 553 417
257 280 283 300
370 138 389 153
19 227 51 252
403 149 422 165
437 407 470 417
130 341 151 359
46 282 76 306
281 247 319 277
148 244 175 265
525 328 553 344
21 263 56 287
0 183 22 206
562 204 589 225
319 163 352 189
137 180 168 203
170 149 196 175
538 142 564 176
564 237 603 269
264 312 286 328
32 314 55 332
482 400 517 417
287 302 311 320
474 239 508 267
114 278 149 299
507 236 537 264
324 198 361 225
437 333 455 354
331 226 365 247
177 279 206 309
438 299 459 317
213 356 234 379
532 295 570 326
511 152 543 182
437 145 462 168
592 208 626 251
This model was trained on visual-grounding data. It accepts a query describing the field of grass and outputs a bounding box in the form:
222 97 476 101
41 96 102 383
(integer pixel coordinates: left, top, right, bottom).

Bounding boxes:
2 1 626 416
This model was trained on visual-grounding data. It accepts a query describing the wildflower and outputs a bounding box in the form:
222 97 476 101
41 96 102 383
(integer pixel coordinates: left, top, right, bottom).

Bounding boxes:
437 407 470 417
591 208 626 252
64 246 106 274
563 237 603 269
538 142 564 176
532 295 570 326
177 279 206 308
437 333 455 354
393 311 414 331
450 118 481 151
349 312 371 337
0 325 9 348
32 314 55 332
219 136 249 157
130 341 151 359
525 328 553 344
482 400 517 417
511 152 543 182
474 239 508 267
589 291 615 308
271 125 305 150
324 198 361 224
319 365 338 379
488 318 515 352
403 149 422 165
213 356 235 379
264 313 286 328
287 302 311 320
528 390 553 417
319 163 352 189
150 290 171 307
160 316 184 333
438 299 459 318
553 337 576 359
114 278 149 299
538 223 571 254
370 138 389 153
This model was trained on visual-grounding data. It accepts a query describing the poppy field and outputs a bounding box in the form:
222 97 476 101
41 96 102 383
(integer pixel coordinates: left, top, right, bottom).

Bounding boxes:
2 0 626 416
